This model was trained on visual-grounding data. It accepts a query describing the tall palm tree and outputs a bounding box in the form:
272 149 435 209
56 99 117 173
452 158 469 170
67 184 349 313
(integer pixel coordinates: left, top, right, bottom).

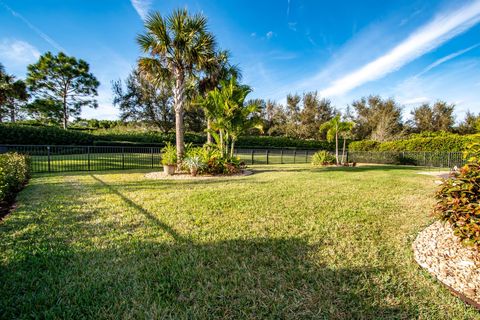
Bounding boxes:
137 9 216 163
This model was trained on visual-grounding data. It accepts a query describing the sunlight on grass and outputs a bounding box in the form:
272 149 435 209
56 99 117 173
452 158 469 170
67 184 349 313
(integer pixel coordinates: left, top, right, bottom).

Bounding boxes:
0 164 478 319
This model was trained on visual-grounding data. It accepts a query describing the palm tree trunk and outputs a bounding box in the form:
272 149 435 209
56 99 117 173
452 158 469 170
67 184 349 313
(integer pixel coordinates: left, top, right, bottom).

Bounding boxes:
173 69 185 164
219 130 224 156
341 137 346 164
230 139 235 158
62 90 68 130
207 119 212 144
335 126 339 165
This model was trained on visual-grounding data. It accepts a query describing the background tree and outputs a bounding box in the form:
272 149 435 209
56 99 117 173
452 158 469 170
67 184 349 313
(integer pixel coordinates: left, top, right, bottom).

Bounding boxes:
113 69 174 133
411 101 455 132
25 98 63 125
0 70 28 122
26 52 99 129
299 92 335 139
458 111 480 134
137 9 216 162
350 95 403 141
284 93 301 137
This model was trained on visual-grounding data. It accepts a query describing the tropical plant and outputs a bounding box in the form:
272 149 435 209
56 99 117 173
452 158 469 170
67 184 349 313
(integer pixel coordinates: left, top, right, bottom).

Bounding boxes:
197 77 262 158
26 52 99 129
137 9 216 163
161 142 177 166
311 150 336 166
319 115 353 165
183 156 206 176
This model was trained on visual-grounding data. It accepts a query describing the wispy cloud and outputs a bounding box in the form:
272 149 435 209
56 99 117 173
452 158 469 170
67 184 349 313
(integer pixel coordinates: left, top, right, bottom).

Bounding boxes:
131 0 152 20
415 43 480 77
0 1 66 52
320 0 480 97
0 39 40 66
401 96 430 105
266 31 275 39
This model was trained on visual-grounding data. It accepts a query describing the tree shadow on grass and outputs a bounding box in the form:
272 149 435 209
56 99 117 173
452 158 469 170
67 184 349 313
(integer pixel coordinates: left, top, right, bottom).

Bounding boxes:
0 175 422 319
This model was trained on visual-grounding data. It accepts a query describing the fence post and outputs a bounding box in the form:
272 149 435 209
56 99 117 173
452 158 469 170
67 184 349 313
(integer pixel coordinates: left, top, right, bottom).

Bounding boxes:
47 146 51 173
251 150 254 165
122 147 125 170
151 147 154 168
87 146 91 171
294 150 296 164
281 149 284 164
266 150 269 164
305 150 308 163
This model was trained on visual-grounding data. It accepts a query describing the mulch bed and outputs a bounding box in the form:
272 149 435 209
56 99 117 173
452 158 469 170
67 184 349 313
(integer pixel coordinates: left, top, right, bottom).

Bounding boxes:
413 221 480 309
145 170 253 180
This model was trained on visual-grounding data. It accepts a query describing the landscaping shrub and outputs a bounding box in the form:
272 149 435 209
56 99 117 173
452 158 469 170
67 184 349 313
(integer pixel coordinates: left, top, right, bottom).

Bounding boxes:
349 133 477 152
0 124 335 149
311 150 336 166
0 152 30 205
434 142 480 248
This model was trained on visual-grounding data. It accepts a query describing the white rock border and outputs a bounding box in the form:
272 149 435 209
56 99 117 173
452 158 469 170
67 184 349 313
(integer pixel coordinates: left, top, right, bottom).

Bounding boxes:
144 169 253 180
413 221 480 309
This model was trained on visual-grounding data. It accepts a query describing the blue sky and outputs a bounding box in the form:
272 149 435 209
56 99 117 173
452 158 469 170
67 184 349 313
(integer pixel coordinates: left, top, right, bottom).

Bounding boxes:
1 0 480 122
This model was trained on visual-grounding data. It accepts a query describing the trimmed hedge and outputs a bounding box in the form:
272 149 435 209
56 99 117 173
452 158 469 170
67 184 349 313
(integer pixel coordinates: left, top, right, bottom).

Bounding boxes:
0 124 335 149
349 134 478 152
0 152 30 205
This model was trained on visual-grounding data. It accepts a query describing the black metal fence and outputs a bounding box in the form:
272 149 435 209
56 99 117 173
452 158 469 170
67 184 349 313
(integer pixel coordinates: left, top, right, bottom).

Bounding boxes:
0 145 467 173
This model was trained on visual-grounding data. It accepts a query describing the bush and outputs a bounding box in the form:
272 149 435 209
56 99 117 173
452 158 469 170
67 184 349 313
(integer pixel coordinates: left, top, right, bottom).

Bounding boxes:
0 124 94 145
0 152 30 205
161 143 177 166
311 151 336 166
348 140 380 151
434 162 480 248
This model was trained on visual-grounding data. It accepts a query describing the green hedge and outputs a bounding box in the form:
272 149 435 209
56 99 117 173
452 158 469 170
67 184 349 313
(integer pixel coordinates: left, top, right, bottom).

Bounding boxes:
349 134 479 152
0 152 30 204
0 124 335 149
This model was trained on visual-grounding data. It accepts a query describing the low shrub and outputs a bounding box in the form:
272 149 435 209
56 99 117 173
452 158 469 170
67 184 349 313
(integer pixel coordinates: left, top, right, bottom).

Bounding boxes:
161 143 177 166
311 150 336 166
0 152 30 205
434 141 480 248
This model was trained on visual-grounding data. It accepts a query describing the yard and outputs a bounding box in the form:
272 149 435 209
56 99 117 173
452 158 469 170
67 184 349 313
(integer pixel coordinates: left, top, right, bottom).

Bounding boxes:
0 164 478 319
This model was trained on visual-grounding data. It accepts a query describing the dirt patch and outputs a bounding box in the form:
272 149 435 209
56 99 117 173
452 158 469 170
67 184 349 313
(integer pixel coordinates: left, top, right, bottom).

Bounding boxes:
145 170 253 180
413 221 480 309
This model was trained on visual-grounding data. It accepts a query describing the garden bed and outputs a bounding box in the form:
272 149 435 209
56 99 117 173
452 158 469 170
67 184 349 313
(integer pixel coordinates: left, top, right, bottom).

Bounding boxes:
413 221 480 309
145 169 253 180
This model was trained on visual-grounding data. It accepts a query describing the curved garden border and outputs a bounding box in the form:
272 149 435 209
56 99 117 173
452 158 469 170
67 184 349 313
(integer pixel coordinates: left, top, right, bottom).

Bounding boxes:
413 221 480 310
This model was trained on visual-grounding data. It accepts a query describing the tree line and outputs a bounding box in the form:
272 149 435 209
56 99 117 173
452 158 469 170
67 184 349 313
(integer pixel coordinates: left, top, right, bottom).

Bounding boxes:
1 9 479 148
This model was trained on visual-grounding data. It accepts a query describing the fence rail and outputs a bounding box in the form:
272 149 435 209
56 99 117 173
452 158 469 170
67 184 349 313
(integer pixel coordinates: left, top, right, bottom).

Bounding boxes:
0 145 467 173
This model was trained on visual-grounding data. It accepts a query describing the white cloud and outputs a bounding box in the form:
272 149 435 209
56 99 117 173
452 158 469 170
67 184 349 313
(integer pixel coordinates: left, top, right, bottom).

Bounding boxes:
320 0 480 97
131 0 152 20
266 31 275 39
415 43 480 77
0 39 40 66
1 1 66 52
401 96 430 105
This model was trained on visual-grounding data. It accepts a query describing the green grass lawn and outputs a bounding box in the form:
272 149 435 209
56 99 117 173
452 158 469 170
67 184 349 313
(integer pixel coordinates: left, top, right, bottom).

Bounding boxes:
0 164 478 319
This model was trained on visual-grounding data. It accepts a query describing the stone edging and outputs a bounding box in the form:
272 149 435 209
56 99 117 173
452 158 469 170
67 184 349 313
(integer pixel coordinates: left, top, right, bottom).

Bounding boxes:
413 221 480 310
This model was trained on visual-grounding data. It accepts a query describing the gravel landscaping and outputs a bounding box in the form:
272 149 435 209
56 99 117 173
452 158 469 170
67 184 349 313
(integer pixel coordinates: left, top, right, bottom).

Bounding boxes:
413 221 480 309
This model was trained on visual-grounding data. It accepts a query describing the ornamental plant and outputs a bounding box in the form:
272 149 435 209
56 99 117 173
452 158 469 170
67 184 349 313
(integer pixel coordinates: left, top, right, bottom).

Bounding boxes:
311 150 336 166
161 143 177 166
434 141 480 248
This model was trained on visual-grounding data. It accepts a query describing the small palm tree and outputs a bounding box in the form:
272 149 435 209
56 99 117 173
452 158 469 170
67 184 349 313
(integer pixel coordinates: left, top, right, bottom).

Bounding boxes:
320 115 354 165
137 9 216 163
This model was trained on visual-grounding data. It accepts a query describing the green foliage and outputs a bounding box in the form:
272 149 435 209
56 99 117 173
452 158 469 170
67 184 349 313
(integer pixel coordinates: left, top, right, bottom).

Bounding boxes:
161 143 177 166
183 156 206 176
0 152 30 204
311 151 335 166
0 124 94 145
434 161 480 248
348 140 380 151
349 133 477 152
